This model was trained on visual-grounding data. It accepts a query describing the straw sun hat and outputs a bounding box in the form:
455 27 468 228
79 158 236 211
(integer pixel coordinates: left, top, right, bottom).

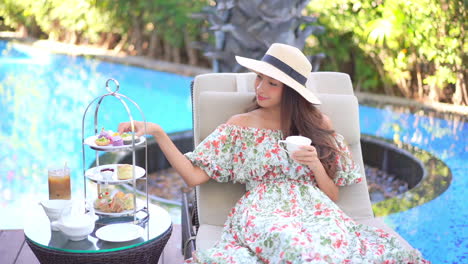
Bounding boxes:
235 43 321 104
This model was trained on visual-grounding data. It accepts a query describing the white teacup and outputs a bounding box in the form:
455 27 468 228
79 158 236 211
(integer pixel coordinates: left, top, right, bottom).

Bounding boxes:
278 136 312 154
39 200 73 230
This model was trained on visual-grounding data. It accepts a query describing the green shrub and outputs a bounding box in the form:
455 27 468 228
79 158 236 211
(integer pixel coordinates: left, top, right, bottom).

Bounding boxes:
306 0 466 105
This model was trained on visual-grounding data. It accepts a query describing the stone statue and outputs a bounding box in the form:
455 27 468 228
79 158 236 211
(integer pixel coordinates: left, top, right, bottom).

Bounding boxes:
192 0 326 73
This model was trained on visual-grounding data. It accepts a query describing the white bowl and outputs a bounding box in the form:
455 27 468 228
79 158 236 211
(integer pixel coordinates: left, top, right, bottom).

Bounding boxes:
39 200 72 221
52 214 97 241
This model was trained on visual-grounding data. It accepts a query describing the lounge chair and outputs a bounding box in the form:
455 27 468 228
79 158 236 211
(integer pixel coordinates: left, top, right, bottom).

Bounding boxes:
181 72 414 259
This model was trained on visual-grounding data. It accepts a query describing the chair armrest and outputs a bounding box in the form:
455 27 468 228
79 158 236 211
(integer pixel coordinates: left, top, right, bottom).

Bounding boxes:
181 190 197 259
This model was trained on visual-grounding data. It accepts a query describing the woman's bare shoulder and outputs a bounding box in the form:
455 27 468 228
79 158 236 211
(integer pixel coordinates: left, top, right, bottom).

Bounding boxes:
226 112 254 127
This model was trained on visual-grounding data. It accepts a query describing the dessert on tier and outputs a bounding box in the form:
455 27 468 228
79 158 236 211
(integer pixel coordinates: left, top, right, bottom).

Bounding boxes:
100 168 114 180
95 129 112 146
112 135 123 146
95 136 110 146
117 164 134 180
81 85 149 224
94 129 140 146
94 190 134 213
121 132 140 145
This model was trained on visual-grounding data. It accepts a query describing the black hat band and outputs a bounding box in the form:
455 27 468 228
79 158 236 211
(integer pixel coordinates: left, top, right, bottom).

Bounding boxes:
262 54 307 86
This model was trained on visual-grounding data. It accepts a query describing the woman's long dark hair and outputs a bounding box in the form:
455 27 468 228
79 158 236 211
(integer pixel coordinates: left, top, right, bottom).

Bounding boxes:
247 85 341 179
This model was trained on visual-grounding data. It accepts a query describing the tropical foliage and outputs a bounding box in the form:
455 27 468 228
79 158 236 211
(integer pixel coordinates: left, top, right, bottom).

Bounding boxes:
0 0 210 65
306 0 467 105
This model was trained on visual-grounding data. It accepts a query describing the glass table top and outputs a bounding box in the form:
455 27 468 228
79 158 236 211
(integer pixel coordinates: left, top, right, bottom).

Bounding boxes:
24 202 172 253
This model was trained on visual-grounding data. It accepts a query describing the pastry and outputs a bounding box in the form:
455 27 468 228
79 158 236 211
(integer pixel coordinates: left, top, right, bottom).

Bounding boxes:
95 137 110 146
117 164 133 180
94 191 134 213
94 191 133 213
99 128 112 141
94 190 112 212
95 128 113 146
110 191 134 212
122 193 134 210
112 136 123 146
121 133 140 145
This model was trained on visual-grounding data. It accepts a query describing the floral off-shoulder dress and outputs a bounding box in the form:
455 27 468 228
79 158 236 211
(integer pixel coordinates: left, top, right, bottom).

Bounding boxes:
184 124 428 264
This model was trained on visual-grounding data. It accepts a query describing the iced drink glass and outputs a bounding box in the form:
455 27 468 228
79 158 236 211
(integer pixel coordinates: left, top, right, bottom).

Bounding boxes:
48 166 71 200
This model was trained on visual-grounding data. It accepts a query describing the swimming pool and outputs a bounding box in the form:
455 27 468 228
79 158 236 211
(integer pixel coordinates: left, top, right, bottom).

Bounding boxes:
1 40 466 263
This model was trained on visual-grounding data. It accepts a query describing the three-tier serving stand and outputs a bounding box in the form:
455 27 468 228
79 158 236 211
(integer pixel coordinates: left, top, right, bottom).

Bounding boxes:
81 79 149 225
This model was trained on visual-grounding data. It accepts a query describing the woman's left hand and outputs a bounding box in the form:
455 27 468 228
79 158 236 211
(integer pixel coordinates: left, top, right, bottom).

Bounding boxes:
292 145 339 201
291 145 321 167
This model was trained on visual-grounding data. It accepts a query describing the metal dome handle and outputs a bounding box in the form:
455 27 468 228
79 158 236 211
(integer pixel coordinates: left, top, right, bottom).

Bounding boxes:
106 78 120 94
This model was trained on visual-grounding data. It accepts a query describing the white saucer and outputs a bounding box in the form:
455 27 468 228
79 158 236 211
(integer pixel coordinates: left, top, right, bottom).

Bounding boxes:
95 223 144 242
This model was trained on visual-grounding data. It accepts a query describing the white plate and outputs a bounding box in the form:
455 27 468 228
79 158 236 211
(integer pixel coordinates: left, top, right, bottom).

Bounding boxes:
94 208 140 216
95 223 144 242
84 135 145 151
85 164 145 184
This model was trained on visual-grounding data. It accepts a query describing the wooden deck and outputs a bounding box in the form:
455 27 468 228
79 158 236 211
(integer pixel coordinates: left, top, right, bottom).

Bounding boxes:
0 224 184 264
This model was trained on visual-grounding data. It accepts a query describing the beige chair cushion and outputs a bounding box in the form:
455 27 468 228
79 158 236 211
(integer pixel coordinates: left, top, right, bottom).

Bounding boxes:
196 181 246 226
336 144 374 222
198 92 255 141
315 94 360 145
196 224 224 250
307 72 354 95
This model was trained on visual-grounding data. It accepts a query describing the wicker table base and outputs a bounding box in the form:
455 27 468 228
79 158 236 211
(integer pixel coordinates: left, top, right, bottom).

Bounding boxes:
26 224 172 264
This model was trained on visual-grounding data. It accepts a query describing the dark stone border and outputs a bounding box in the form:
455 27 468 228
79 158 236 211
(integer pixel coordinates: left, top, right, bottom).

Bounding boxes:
362 136 425 190
362 134 452 217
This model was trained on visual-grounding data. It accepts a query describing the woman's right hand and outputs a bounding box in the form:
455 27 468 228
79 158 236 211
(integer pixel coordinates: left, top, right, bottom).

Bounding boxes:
117 121 162 137
119 121 211 187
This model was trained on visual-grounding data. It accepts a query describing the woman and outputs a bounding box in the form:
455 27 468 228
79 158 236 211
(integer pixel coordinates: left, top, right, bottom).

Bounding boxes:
119 43 428 263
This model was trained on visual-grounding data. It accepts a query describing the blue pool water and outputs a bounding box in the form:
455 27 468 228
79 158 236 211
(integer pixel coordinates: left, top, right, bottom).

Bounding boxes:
1 40 466 263
359 105 467 263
